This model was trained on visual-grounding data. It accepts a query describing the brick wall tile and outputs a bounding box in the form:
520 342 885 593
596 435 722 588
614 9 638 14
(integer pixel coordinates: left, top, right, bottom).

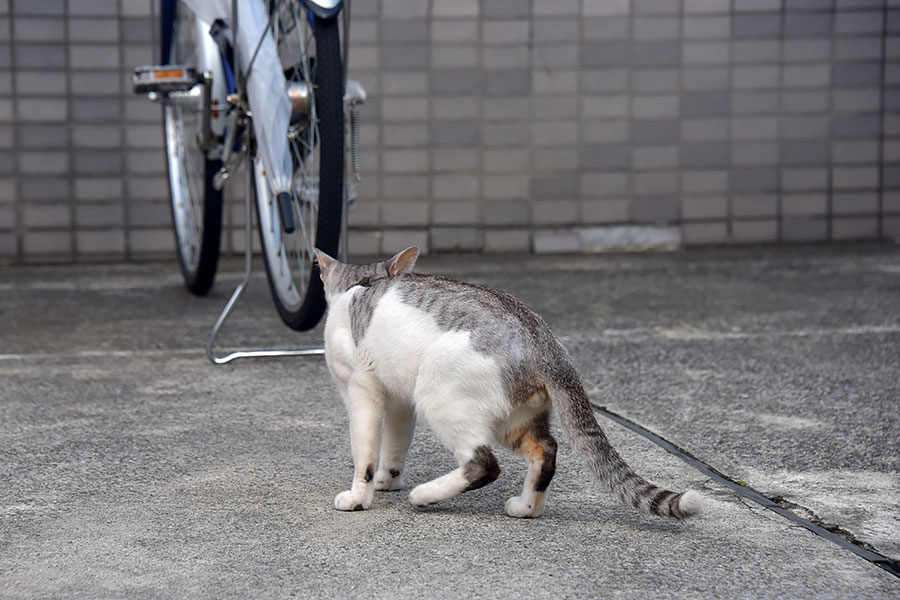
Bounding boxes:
583 0 630 16
23 204 70 228
23 230 71 255
683 42 731 65
0 125 11 148
76 229 125 254
533 0 580 17
484 175 529 199
433 201 478 225
16 70 67 95
581 199 629 223
832 193 879 215
430 226 484 252
783 194 828 216
582 121 629 144
347 230 380 257
532 229 580 253
69 0 118 17
21 177 68 201
784 39 831 62
382 201 429 226
733 219 777 243
682 221 729 245
0 204 16 230
431 20 478 43
129 229 172 253
17 98 67 122
382 229 429 255
433 174 478 199
682 197 729 220
68 18 119 42
483 200 530 226
432 97 479 120
631 196 680 222
733 195 777 218
782 218 828 242
835 38 882 61
832 217 879 240
882 217 900 239
484 229 530 253
76 203 124 227
632 146 678 170
18 151 67 175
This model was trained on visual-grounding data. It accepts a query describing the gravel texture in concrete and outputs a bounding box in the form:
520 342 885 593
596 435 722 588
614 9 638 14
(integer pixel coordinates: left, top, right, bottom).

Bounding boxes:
1 245 899 598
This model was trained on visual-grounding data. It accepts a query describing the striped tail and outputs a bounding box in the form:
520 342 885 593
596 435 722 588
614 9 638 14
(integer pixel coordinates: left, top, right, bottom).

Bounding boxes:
549 368 702 520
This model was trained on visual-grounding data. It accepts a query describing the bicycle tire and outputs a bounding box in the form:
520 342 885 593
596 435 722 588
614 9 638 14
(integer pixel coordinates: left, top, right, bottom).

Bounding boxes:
161 5 223 296
254 13 343 331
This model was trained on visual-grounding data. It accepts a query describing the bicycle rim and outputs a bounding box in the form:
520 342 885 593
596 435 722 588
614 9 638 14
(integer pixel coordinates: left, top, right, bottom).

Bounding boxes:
255 8 343 331
162 6 222 295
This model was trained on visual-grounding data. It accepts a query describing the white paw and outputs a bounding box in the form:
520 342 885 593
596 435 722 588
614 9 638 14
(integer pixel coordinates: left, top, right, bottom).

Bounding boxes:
334 489 372 511
374 469 404 491
505 496 541 518
408 484 438 508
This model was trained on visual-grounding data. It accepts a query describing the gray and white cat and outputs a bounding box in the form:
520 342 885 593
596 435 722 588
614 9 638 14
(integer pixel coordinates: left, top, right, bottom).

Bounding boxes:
314 246 702 520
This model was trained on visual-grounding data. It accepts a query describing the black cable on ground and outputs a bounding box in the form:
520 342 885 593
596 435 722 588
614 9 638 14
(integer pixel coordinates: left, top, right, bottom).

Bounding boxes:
593 404 900 580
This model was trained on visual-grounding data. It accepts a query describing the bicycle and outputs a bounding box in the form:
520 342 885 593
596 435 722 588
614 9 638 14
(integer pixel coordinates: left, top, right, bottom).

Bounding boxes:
133 0 363 336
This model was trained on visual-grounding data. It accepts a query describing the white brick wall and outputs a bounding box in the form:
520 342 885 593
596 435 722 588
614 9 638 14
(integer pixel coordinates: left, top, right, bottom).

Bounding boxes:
0 0 898 263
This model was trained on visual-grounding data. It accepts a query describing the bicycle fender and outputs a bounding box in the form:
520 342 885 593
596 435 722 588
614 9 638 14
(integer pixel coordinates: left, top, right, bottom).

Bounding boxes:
299 0 342 19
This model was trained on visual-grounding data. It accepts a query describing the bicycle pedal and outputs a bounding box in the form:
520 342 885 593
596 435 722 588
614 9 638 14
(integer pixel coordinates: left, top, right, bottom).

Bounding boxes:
132 65 200 95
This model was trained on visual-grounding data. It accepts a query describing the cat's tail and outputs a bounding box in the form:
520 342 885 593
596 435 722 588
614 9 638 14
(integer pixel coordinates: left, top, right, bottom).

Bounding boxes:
548 365 702 520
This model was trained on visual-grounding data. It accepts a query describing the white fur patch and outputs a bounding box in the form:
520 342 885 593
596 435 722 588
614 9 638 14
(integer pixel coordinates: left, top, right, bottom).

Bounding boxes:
331 288 510 435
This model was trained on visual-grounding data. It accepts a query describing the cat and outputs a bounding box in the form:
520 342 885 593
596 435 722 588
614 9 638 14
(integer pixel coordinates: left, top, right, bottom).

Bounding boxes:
314 246 702 520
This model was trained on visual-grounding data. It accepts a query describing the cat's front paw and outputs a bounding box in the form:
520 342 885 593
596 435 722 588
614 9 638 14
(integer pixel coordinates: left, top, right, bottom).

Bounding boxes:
505 496 541 518
334 490 372 511
374 468 404 491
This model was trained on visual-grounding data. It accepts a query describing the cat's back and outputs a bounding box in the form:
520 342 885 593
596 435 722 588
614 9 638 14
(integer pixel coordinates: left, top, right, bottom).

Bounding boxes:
355 273 559 359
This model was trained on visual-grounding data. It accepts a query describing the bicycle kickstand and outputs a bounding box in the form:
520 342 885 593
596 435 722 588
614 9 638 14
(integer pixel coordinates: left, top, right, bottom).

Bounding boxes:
204 152 327 365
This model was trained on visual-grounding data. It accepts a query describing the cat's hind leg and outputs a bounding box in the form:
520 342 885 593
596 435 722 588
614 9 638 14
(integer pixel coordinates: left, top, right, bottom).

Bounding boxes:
408 445 501 508
502 410 557 518
406 401 500 507
374 402 416 491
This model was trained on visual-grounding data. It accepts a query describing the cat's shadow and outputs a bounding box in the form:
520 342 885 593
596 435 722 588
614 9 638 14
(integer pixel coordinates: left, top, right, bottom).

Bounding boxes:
372 487 689 534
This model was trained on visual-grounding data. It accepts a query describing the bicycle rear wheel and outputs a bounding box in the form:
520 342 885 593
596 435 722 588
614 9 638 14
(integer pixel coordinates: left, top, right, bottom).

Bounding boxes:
254 8 343 331
162 5 223 296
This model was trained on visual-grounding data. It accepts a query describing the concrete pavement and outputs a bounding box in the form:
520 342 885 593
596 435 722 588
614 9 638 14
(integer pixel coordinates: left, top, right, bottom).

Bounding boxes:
1 245 899 598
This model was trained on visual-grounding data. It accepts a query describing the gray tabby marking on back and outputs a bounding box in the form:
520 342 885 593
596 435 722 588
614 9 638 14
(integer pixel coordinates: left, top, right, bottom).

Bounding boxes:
393 274 569 406
320 260 390 344
349 277 392 344
343 272 570 407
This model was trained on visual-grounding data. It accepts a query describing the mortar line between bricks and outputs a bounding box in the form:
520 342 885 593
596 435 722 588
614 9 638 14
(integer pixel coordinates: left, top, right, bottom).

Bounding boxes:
592 404 900 580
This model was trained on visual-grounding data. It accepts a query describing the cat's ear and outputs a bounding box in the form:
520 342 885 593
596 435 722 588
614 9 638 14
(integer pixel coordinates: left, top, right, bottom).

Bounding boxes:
385 246 419 277
314 248 337 279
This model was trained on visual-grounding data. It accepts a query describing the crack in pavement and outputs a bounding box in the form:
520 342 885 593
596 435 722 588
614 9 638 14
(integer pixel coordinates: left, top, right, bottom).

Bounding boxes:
592 404 900 580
